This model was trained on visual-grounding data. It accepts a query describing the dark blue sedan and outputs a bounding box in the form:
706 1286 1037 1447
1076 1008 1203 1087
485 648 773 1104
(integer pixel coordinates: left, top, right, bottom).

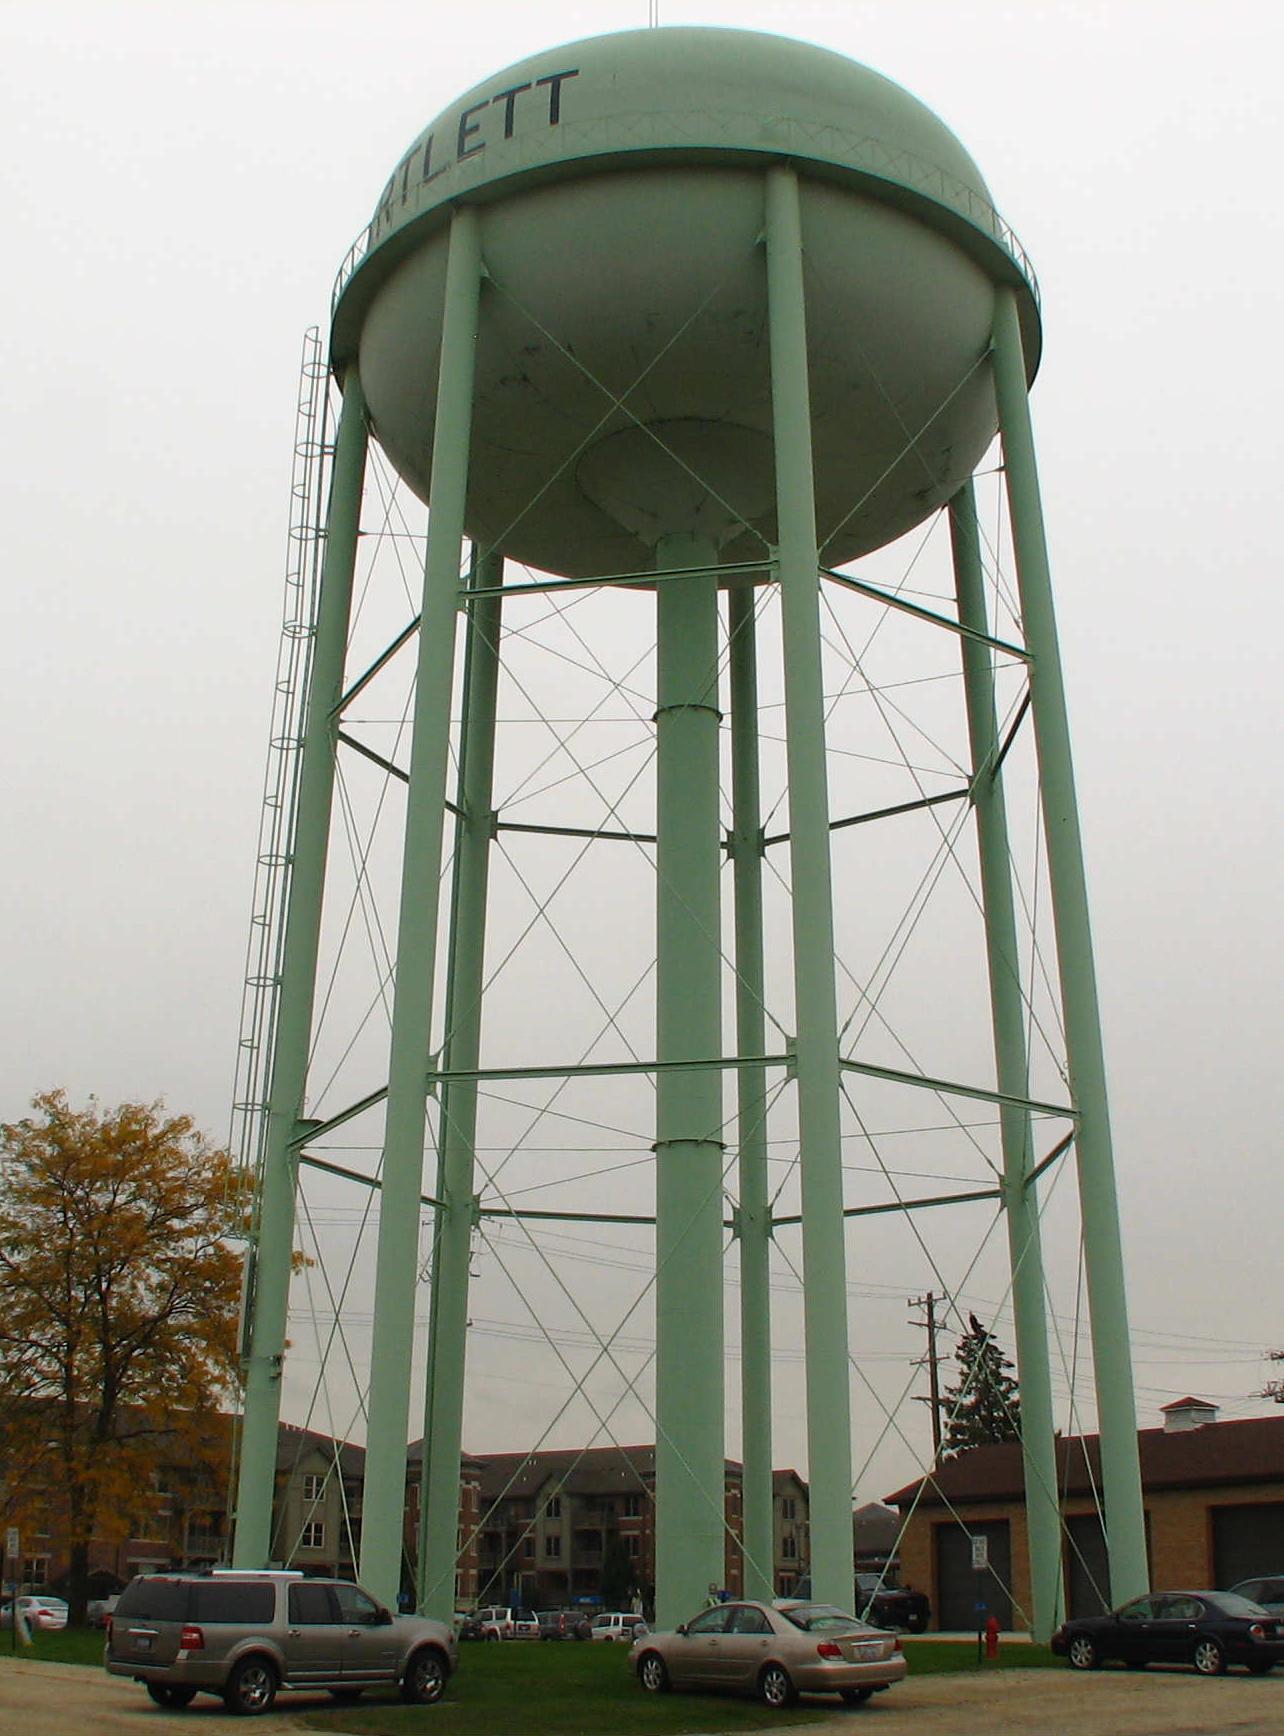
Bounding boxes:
1052 1590 1284 1675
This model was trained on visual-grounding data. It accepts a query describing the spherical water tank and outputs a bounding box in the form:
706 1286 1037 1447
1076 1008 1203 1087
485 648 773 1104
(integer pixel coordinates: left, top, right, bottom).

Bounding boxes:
331 27 1040 577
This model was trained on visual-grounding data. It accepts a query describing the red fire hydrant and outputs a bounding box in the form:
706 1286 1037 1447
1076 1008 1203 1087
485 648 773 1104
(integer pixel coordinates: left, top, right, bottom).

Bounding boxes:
985 1614 1001 1659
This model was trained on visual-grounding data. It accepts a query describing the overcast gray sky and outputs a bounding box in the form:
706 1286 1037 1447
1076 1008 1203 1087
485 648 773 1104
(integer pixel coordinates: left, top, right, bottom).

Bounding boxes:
4 1 1282 1505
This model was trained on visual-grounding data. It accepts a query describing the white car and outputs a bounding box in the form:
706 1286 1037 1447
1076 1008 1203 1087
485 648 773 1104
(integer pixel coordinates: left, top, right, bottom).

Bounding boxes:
475 1604 539 1640
590 1610 648 1643
1 1595 70 1631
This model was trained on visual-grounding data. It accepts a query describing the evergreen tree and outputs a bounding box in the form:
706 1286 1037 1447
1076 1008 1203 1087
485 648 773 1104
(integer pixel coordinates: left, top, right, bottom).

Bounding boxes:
940 1313 1021 1456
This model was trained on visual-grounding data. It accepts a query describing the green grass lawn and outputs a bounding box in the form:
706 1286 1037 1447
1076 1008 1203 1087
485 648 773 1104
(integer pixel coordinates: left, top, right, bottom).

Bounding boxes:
0 1625 106 1667
0 1625 1059 1734
289 1637 1060 1736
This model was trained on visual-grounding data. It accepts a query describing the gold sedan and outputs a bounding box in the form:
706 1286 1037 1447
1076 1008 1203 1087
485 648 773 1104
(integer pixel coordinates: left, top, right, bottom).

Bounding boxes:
629 1599 907 1708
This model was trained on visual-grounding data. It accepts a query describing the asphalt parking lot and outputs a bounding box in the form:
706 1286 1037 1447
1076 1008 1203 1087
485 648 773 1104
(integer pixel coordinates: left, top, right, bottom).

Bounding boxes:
2 1656 1282 1733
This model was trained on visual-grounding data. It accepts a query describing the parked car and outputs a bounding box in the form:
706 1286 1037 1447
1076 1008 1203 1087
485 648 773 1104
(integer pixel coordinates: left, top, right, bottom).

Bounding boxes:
87 1594 120 1629
537 1607 592 1640
854 1572 931 1633
0 1595 70 1631
630 1598 905 1707
1229 1575 1284 1615
473 1604 539 1641
590 1610 648 1643
1052 1590 1284 1675
104 1570 457 1714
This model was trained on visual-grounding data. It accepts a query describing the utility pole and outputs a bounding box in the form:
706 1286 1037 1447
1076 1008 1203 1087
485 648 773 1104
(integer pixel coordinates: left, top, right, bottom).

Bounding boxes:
1258 1349 1284 1404
909 1293 948 1459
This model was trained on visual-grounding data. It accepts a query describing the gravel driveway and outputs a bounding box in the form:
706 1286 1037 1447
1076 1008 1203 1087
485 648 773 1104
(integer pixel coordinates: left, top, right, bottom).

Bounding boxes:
2 1656 1282 1733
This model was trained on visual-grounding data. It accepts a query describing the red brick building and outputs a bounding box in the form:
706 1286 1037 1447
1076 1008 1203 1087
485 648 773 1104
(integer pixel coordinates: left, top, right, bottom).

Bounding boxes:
885 1401 1284 1631
470 1445 810 1610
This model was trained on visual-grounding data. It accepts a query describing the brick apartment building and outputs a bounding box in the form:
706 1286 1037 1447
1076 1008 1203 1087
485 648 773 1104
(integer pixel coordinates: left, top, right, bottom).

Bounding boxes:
885 1399 1284 1631
6 1416 484 1607
9 1418 808 1616
470 1444 810 1609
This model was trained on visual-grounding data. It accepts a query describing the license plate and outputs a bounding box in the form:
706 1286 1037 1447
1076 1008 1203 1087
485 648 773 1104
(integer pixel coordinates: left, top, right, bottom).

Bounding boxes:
133 1634 152 1653
853 1641 883 1661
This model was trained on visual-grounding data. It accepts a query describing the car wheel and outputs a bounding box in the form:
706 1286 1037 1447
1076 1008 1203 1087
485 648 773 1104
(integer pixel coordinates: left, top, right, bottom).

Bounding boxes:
485 1629 500 1641
145 1683 197 1708
1067 1635 1101 1671
840 1686 873 1705
906 1611 928 1634
1192 1637 1226 1676
638 1651 670 1693
759 1662 798 1708
222 1656 278 1716
401 1647 448 1705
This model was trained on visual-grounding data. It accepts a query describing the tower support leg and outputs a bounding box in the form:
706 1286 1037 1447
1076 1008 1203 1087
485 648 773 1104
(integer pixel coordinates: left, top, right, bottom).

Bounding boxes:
991 287 1148 1606
359 207 483 1605
765 164 854 1610
727 585 774 1602
653 531 725 1626
233 371 368 1567
417 553 503 1619
950 479 1062 1641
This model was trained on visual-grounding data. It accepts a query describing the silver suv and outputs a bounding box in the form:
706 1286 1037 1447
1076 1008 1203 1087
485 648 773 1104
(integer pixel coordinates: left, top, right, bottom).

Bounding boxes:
105 1570 457 1715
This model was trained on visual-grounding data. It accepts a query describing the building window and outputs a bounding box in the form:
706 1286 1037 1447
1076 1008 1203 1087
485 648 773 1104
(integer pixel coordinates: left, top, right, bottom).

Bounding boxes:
302 1472 325 1504
625 1535 640 1559
623 1494 642 1518
300 1520 325 1550
23 1557 49 1586
546 1495 561 1519
781 1497 796 1521
523 1536 535 1560
545 1535 562 1559
782 1534 797 1559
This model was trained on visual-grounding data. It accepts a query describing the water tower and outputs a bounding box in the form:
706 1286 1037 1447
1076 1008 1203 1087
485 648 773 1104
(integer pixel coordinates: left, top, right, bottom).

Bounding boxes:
231 27 1147 1637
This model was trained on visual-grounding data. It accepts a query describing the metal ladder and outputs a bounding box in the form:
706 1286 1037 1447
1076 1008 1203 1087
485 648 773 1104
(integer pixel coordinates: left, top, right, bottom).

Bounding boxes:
228 327 333 1203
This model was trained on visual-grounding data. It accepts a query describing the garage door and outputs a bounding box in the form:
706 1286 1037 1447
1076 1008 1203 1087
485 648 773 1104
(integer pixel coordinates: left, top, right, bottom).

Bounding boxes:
1063 1510 1153 1617
1212 1504 1284 1589
935 1520 1012 1631
1064 1513 1110 1618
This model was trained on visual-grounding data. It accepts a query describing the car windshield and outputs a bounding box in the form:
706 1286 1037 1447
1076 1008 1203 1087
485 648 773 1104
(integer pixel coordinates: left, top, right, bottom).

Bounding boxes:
1208 1592 1270 1618
783 1603 860 1632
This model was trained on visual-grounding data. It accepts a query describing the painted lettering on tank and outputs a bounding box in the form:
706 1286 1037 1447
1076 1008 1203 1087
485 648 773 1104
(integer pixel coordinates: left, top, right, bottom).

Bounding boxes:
492 82 531 139
535 69 578 124
456 100 489 161
373 67 581 238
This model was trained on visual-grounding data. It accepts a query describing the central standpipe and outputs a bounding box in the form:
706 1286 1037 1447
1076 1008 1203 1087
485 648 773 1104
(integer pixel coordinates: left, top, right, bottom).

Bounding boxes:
653 531 726 1626
765 165 855 1607
728 585 774 1602
418 553 503 1620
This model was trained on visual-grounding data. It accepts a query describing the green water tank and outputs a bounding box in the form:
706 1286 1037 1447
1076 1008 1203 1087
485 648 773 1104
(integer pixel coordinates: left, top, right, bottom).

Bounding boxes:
332 27 1039 577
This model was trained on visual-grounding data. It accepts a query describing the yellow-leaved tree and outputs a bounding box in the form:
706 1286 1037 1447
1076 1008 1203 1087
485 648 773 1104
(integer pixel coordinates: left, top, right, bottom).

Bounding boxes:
0 1090 244 1621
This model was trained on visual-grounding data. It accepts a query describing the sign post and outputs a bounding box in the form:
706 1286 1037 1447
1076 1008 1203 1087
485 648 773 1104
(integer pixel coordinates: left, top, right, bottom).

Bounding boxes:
5 1529 18 1655
971 1534 989 1664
